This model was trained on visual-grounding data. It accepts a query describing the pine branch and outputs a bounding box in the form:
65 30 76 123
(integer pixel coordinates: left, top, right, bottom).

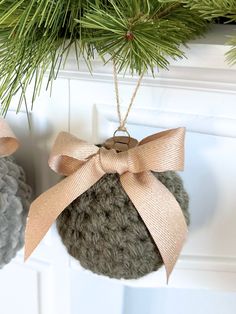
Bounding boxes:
182 0 236 64
0 0 89 114
182 0 236 20
79 1 208 74
0 0 209 114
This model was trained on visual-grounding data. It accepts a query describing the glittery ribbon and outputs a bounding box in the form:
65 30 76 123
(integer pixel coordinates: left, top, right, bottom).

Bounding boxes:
24 127 188 280
0 118 19 156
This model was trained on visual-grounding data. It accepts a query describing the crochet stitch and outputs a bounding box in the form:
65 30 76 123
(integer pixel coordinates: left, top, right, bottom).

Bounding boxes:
57 171 189 279
0 157 31 268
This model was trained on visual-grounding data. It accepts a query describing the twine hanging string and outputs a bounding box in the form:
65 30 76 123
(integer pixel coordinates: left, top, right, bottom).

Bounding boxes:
113 61 144 133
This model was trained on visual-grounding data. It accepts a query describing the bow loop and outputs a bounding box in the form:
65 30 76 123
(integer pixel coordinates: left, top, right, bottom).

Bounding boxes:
128 127 185 173
49 132 99 176
0 118 19 157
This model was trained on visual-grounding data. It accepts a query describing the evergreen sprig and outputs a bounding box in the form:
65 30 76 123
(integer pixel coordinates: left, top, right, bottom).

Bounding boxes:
182 0 236 20
0 0 234 115
0 0 87 114
183 0 236 64
78 1 207 74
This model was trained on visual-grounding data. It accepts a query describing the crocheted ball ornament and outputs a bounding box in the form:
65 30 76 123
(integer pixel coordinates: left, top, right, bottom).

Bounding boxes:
57 170 189 280
0 156 31 268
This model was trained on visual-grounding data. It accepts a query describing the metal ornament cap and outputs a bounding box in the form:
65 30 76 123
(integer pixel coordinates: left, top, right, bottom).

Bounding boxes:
104 128 138 152
104 136 139 152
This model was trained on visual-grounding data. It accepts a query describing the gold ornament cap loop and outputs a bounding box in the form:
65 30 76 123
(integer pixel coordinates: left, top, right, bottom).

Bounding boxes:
104 128 138 152
113 126 129 137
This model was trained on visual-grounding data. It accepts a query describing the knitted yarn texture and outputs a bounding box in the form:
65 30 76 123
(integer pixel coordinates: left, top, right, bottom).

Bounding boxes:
0 157 31 268
57 170 189 279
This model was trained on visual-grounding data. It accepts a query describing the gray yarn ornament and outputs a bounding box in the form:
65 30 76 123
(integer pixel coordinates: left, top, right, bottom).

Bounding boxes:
57 170 189 280
0 156 31 268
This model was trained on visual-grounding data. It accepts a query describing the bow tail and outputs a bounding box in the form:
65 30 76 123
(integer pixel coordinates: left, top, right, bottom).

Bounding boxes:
24 157 105 260
120 171 188 281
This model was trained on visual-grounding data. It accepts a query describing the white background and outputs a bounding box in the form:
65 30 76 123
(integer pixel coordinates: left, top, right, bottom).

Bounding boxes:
0 25 236 314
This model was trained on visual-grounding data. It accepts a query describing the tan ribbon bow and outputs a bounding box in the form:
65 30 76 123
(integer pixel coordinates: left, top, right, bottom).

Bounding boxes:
0 118 19 156
24 127 188 280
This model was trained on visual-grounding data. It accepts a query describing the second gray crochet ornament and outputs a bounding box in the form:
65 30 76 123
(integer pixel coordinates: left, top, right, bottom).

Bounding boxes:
57 170 189 280
0 117 32 269
0 157 31 268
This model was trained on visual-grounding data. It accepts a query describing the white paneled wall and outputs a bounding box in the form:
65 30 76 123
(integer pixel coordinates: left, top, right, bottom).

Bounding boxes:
123 288 236 314
0 25 236 314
